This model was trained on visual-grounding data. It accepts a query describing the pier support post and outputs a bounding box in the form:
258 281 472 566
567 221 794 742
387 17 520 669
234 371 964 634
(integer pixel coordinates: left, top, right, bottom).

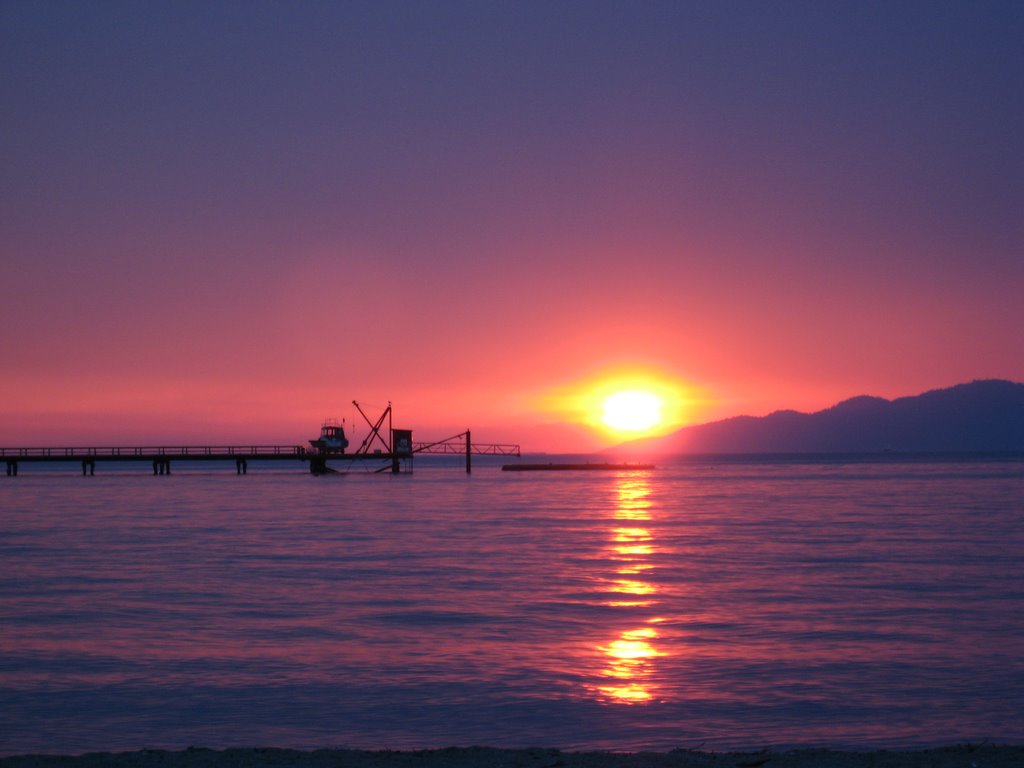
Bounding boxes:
236 459 248 475
466 429 471 474
5 461 16 477
82 460 95 476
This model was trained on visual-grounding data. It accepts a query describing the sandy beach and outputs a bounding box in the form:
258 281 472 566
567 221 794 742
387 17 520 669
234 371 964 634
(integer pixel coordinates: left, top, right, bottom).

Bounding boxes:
2 746 1021 768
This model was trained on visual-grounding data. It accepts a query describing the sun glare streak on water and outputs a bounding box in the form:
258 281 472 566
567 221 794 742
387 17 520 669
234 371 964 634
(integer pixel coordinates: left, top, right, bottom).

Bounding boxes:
591 475 665 703
1 458 1022 754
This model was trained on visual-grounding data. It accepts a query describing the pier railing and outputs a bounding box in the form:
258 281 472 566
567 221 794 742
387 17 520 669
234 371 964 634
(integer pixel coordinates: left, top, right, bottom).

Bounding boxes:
410 440 521 456
0 445 309 458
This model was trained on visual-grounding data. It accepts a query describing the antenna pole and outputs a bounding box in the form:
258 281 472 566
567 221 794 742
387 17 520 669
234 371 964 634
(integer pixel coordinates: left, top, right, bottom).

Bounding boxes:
390 401 399 474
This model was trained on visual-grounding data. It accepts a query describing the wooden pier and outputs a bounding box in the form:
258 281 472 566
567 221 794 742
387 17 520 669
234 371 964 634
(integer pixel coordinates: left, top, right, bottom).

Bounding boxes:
3 403 520 477
2 435 521 476
1 445 313 476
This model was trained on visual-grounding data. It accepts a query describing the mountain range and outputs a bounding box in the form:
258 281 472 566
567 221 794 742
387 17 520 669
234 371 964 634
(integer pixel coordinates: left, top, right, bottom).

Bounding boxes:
616 380 1024 454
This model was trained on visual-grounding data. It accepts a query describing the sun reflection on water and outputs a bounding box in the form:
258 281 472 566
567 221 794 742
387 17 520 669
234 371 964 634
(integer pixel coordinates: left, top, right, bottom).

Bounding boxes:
614 480 652 520
597 624 666 702
590 473 667 704
610 579 656 595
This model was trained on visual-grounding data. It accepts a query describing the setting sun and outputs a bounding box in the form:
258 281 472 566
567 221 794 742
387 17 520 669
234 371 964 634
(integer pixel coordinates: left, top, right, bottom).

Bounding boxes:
536 366 696 448
602 390 662 431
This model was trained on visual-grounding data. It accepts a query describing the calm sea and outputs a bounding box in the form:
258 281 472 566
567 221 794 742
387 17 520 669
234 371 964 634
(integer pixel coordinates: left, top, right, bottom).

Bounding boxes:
1 456 1022 755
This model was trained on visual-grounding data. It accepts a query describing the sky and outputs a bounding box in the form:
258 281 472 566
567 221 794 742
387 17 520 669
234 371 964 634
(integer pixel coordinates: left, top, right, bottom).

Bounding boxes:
2 1 1022 452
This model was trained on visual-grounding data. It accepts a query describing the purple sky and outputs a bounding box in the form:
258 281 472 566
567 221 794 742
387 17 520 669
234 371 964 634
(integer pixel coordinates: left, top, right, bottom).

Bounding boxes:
2 1 1022 450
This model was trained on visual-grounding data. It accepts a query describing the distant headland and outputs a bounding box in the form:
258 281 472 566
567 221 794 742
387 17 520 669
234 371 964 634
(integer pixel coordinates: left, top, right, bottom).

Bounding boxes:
616 380 1024 454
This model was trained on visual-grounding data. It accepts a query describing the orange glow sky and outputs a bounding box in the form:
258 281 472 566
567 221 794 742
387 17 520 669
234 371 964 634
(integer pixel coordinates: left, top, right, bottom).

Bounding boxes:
2 3 1022 452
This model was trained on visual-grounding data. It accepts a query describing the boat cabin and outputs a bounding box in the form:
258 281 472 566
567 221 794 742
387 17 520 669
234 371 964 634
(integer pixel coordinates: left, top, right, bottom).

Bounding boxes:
309 420 349 453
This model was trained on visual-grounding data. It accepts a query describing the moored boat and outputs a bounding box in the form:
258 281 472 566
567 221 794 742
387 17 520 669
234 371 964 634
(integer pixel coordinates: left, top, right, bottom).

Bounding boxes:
309 419 349 454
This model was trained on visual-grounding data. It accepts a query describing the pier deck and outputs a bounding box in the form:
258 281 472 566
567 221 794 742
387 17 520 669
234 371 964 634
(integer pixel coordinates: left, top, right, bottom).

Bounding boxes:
3 440 521 476
2 445 345 475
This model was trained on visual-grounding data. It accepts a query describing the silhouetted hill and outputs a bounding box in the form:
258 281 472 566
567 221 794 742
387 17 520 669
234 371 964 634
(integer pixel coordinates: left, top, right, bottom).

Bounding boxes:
617 380 1024 454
